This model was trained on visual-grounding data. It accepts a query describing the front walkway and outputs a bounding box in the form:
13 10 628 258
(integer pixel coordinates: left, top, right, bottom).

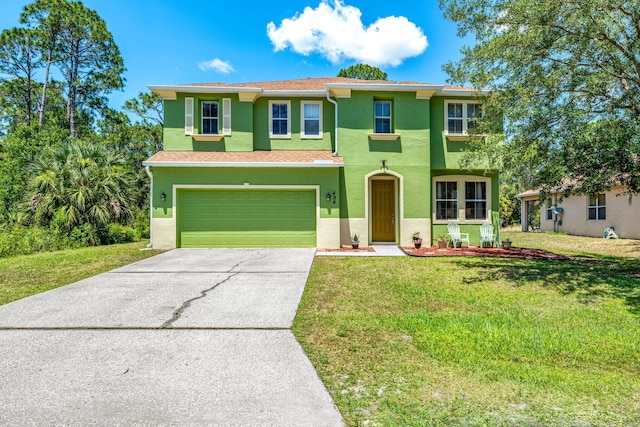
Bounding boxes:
316 245 407 257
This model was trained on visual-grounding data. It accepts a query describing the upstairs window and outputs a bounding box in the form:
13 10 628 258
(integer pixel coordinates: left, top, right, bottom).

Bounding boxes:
446 101 483 135
436 181 458 220
374 100 392 133
466 103 483 132
447 103 463 134
202 101 219 134
301 101 322 138
465 181 487 220
269 101 290 138
588 194 606 220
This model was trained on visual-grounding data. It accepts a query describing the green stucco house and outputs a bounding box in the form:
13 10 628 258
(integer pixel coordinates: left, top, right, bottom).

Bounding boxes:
144 77 499 249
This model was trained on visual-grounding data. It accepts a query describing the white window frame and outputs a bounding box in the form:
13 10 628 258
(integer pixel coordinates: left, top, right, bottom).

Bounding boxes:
269 100 291 138
587 194 606 221
201 101 219 135
374 100 392 134
300 100 323 139
464 181 487 220
445 100 483 136
432 175 492 224
435 181 458 221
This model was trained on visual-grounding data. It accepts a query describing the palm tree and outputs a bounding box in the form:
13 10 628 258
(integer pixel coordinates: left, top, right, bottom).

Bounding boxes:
26 140 136 235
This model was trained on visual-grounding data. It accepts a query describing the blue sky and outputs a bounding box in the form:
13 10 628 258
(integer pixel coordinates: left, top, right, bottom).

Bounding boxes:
0 0 472 111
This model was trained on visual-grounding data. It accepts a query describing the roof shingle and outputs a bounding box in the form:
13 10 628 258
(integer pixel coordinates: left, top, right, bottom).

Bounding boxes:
144 150 343 166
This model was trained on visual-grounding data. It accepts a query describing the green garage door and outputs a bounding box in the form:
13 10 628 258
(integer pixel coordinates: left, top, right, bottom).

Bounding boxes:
178 189 316 248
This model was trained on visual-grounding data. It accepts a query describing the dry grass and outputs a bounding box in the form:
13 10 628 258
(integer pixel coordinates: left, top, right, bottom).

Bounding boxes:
502 228 640 258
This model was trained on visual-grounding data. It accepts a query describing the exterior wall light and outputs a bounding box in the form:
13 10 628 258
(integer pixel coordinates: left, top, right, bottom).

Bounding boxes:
161 192 166 202
326 193 331 202
381 159 388 171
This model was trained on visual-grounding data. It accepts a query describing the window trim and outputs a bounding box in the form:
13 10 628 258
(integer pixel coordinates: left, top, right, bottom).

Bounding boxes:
435 181 459 221
464 181 488 221
444 100 483 137
300 100 323 139
432 175 492 224
587 194 606 221
269 100 291 139
374 100 392 134
201 101 219 135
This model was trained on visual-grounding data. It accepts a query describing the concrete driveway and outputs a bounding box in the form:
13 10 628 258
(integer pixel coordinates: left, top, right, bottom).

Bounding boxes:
0 248 344 426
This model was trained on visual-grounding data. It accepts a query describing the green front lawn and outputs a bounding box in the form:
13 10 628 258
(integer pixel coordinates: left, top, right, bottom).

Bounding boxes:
0 241 162 306
295 232 640 426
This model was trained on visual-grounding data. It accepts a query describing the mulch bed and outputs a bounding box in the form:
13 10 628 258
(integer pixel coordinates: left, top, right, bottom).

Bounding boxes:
402 245 570 260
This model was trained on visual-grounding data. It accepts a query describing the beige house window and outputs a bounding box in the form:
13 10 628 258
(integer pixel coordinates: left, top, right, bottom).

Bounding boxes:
588 194 606 220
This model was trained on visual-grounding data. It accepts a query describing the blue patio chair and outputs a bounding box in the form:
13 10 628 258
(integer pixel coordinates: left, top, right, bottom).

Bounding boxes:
447 222 470 248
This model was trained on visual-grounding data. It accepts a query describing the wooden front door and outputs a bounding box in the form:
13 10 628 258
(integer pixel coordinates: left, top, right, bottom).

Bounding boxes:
371 179 396 242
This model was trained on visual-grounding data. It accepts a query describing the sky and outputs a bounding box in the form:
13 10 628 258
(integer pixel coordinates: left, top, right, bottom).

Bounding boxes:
0 0 473 112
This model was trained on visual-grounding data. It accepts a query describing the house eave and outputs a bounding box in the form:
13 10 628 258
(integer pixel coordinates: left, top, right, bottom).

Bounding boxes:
142 161 344 168
148 85 263 100
438 88 492 97
325 83 445 92
262 90 327 97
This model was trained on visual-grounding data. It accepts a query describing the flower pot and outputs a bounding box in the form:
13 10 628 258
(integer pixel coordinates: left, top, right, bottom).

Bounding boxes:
437 240 447 249
351 241 359 250
502 241 512 250
413 238 422 249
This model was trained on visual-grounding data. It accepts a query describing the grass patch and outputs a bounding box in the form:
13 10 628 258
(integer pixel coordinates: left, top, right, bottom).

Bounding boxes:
295 234 640 426
0 241 162 306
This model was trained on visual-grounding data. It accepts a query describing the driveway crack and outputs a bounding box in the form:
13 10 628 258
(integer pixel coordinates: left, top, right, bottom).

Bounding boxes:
228 250 270 272
161 273 238 328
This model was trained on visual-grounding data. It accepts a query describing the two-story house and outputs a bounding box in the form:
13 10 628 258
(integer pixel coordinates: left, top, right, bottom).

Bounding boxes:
143 77 499 249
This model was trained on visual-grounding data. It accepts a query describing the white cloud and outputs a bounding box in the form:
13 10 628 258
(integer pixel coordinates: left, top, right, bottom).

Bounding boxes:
266 0 428 67
198 58 235 74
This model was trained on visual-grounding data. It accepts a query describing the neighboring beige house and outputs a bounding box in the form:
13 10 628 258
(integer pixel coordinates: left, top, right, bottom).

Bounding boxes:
517 186 640 239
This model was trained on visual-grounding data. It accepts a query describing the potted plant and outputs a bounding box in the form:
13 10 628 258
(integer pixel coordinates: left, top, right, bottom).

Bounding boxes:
436 234 448 249
502 237 512 250
411 231 423 249
350 233 360 250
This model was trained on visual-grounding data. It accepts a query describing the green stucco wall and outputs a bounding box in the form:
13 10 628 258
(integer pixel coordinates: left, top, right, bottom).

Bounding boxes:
337 91 431 219
252 98 334 151
163 93 254 152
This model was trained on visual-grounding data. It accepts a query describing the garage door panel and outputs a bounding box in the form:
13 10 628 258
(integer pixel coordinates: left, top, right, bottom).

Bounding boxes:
178 190 316 248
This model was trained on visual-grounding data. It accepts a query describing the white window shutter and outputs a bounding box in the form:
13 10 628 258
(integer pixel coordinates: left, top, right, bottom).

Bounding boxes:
185 97 194 135
222 98 231 136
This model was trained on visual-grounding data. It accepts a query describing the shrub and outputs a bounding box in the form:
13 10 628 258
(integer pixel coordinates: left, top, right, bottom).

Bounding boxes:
133 209 150 239
103 223 137 245
0 225 59 257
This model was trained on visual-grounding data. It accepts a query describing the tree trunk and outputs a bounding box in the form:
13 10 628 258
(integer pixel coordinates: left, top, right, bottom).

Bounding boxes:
38 49 53 127
66 40 79 137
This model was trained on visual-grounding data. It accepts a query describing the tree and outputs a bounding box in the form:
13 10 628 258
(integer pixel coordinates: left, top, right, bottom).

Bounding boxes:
20 0 64 127
124 91 163 127
0 28 42 126
439 0 640 196
20 0 125 136
25 140 136 231
57 1 125 137
337 64 388 80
